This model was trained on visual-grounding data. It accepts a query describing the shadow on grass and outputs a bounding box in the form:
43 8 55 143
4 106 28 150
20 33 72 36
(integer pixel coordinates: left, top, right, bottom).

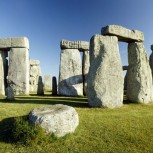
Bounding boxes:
0 96 88 108
0 116 26 144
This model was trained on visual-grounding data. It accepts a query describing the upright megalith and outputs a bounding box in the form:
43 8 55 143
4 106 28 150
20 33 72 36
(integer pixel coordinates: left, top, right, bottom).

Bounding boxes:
44 75 52 91
101 25 144 42
0 37 29 96
127 42 153 103
37 76 44 95
58 49 83 96
87 35 123 108
29 60 41 93
58 40 89 96
149 45 153 76
82 50 90 95
8 46 29 95
0 51 5 95
52 76 57 95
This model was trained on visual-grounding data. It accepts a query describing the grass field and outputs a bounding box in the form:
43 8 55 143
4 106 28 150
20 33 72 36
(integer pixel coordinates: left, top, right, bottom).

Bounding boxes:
0 93 153 153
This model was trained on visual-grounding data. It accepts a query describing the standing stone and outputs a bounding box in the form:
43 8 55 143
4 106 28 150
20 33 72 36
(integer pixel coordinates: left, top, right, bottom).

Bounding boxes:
58 49 83 96
52 76 57 95
44 75 52 91
0 51 5 95
6 87 14 101
8 48 29 95
29 60 41 93
149 45 153 76
82 50 90 96
37 76 44 95
127 42 153 103
87 35 123 108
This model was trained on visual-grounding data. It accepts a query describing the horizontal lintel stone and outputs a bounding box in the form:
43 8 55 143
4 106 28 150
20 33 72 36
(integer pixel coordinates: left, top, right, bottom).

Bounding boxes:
0 37 29 49
60 40 89 51
101 25 144 42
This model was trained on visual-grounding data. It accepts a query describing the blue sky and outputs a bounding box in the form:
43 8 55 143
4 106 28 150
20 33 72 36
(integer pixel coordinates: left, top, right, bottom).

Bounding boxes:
0 0 153 79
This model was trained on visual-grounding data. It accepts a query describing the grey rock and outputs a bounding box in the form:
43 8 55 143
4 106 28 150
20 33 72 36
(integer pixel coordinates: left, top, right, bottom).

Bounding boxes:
29 60 40 66
82 50 90 96
87 35 123 108
37 76 44 95
11 37 29 49
52 76 57 95
44 75 52 91
61 40 89 51
101 25 144 42
0 37 29 49
0 51 5 95
58 49 83 96
127 42 153 103
29 60 41 93
29 104 79 137
8 48 29 95
6 87 14 100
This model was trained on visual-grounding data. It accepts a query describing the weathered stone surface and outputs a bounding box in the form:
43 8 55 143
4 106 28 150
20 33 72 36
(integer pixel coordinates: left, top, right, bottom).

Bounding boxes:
61 40 89 51
101 25 144 42
8 48 29 95
0 38 11 48
6 87 14 100
37 76 44 95
58 49 83 96
87 35 123 108
44 75 52 91
82 50 90 95
29 60 41 93
0 37 29 49
29 104 79 137
127 42 153 103
0 51 5 95
52 76 57 95
11 37 29 49
29 60 40 65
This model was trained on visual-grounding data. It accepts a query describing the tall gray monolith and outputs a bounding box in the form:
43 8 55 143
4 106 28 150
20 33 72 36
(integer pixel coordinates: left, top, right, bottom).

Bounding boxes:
58 49 83 96
44 75 52 91
37 76 44 95
149 45 153 77
29 60 41 93
87 35 123 108
8 48 29 95
82 50 90 96
127 42 153 103
0 51 5 95
52 76 57 95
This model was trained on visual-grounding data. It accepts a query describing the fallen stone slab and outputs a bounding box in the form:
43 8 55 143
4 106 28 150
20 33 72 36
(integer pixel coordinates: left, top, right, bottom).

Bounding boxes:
29 104 79 137
60 40 89 51
101 25 144 42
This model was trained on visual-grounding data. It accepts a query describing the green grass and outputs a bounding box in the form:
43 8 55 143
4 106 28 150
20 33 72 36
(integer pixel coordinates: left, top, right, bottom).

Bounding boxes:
0 93 153 153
